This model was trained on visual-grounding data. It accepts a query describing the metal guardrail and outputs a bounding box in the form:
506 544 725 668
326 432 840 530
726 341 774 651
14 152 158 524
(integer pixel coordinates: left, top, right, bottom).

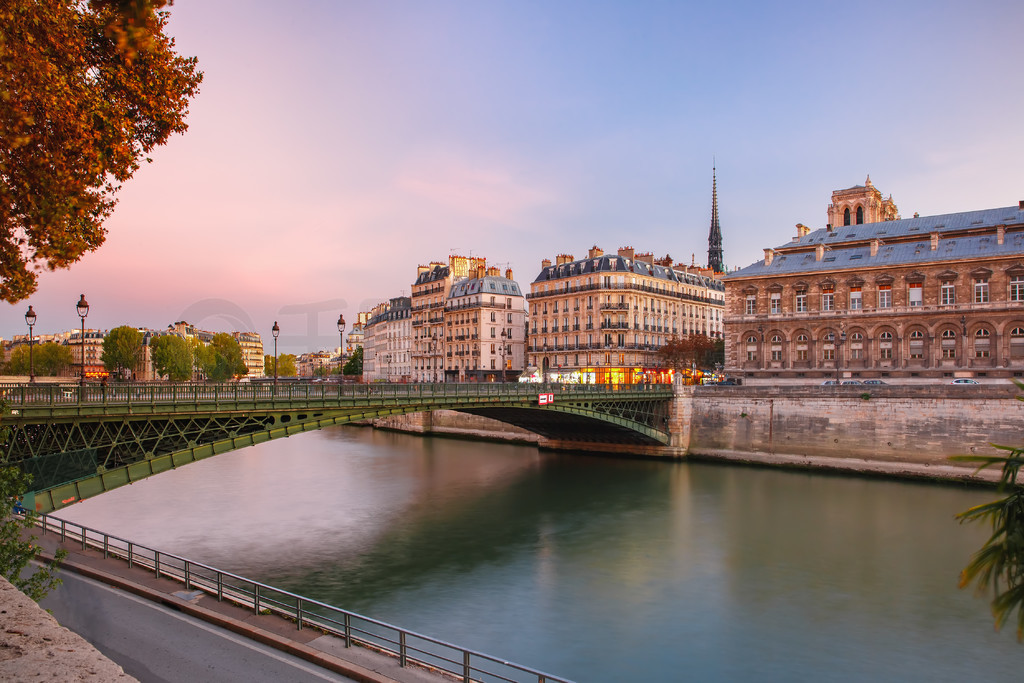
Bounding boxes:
0 381 672 408
29 512 574 683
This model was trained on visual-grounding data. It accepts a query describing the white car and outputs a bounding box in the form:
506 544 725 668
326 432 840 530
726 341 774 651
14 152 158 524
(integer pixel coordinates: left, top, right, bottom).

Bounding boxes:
950 378 980 385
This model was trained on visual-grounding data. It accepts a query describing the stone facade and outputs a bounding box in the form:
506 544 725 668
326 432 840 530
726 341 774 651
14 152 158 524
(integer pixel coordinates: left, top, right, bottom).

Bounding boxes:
410 255 487 382
527 246 725 383
362 296 412 382
827 175 899 227
443 266 527 382
724 180 1024 381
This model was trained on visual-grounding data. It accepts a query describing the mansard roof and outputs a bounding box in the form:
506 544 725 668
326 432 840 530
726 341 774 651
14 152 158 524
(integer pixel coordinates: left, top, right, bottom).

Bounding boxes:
448 275 522 299
533 254 724 292
414 264 450 285
726 204 1024 279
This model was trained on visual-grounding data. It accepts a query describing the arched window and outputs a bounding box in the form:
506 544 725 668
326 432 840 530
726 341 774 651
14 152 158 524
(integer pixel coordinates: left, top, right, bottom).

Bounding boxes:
856 206 864 224
1011 328 1024 358
909 330 925 359
941 329 957 358
843 208 851 226
795 334 809 361
975 328 991 358
850 332 864 359
745 335 758 362
879 331 894 360
771 334 783 343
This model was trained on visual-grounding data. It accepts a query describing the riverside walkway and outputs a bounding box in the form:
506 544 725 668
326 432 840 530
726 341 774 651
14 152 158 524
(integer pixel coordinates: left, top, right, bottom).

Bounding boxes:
20 513 573 683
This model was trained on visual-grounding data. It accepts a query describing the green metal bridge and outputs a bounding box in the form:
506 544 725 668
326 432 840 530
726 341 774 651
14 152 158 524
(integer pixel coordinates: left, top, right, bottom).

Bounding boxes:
1 381 674 513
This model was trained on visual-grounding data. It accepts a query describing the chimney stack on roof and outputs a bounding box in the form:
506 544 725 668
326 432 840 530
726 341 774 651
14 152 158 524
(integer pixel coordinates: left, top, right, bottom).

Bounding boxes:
617 246 635 259
796 223 810 239
541 258 552 269
588 245 604 258
505 267 514 280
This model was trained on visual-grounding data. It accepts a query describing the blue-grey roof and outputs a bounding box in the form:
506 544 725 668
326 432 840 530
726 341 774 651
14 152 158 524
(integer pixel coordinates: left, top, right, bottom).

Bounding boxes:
414 264 449 285
447 275 522 299
726 204 1024 279
533 254 724 291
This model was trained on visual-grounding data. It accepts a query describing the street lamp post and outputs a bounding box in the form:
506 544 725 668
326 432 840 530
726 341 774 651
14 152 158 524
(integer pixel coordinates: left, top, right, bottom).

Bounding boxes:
960 314 968 367
499 328 507 382
76 295 89 385
834 327 847 383
432 332 438 383
25 305 36 383
272 321 280 384
337 314 346 376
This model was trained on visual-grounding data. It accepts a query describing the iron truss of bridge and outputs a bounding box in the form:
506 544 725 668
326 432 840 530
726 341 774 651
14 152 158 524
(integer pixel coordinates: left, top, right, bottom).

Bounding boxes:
1 382 674 513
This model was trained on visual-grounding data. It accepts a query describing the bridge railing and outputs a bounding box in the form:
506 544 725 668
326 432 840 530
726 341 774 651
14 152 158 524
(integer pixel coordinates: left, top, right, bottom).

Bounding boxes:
0 380 672 407
29 511 574 683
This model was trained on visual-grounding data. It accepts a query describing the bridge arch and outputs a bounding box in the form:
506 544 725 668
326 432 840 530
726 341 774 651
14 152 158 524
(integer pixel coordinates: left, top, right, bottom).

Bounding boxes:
2 382 673 512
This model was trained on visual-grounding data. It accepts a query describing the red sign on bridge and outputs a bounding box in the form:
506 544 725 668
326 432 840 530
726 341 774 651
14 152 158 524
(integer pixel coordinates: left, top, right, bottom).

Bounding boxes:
538 393 554 405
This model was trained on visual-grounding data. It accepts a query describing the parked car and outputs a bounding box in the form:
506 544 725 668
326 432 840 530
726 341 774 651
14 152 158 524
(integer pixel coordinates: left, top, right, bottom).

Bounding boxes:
862 379 887 385
716 379 739 385
840 380 862 385
821 380 838 386
950 378 980 385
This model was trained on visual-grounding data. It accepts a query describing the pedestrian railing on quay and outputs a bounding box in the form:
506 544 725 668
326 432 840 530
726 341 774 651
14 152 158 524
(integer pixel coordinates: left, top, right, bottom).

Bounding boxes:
27 512 574 683
0 380 672 407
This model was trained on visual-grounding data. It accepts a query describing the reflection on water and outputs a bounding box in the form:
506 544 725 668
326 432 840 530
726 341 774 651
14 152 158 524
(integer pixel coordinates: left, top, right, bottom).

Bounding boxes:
57 426 1021 682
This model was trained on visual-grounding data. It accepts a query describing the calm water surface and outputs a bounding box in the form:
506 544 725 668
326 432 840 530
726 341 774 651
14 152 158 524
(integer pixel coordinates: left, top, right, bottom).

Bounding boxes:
55 426 1021 682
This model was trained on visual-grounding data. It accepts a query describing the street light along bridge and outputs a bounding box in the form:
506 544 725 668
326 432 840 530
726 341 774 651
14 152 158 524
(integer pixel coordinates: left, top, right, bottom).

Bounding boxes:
2 381 674 513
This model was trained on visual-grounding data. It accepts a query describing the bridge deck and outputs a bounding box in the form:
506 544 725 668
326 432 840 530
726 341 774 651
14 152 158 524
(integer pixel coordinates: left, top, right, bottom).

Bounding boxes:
2 382 674 513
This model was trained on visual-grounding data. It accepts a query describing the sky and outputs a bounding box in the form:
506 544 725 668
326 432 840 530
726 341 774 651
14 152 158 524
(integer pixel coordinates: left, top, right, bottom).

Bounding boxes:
4 0 1024 353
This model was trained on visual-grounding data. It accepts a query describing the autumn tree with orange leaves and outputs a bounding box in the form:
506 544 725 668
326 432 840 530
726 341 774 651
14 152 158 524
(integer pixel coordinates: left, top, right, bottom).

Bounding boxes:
0 0 202 302
657 333 717 374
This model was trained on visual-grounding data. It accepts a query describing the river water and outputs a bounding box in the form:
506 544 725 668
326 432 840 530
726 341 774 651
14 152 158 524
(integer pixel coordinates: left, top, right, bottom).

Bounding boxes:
54 426 1021 682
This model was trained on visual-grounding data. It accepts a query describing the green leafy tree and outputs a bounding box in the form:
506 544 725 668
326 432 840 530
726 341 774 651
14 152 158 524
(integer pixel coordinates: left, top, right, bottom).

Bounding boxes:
101 325 143 379
202 333 246 381
6 343 74 377
954 438 1024 640
263 353 297 377
189 338 210 380
150 334 191 381
2 345 29 374
36 342 75 376
0 403 67 601
657 334 715 376
343 347 363 376
0 0 202 302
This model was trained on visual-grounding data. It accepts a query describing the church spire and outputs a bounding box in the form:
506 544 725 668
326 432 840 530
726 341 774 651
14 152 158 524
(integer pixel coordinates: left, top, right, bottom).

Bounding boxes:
707 163 724 273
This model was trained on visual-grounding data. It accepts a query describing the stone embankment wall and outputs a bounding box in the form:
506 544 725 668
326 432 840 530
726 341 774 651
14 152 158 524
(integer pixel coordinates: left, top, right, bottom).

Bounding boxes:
373 385 1022 482
684 384 1022 482
374 410 541 444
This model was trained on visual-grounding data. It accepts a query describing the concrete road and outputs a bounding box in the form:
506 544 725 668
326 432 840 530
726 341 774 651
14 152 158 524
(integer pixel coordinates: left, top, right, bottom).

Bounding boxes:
41 571 354 683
